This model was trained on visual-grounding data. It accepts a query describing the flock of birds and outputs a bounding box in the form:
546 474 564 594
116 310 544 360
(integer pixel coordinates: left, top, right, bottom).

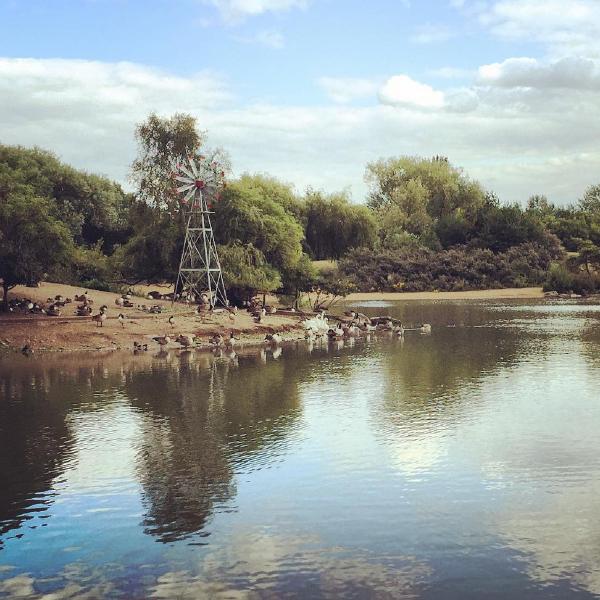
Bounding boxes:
13 289 431 356
303 310 431 341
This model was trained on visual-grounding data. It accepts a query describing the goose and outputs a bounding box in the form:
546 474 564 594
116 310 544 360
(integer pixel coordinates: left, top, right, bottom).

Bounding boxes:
168 315 175 328
264 332 282 344
225 332 239 348
117 313 126 328
21 344 33 356
92 311 107 327
394 323 405 336
46 304 61 317
327 328 341 340
152 335 171 347
209 333 224 347
175 334 195 348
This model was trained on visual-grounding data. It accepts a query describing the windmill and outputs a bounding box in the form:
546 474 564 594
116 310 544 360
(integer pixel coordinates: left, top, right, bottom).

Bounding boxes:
172 154 228 308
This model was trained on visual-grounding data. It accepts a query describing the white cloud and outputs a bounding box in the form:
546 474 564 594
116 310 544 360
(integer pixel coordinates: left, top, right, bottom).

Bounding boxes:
477 0 600 57
378 75 445 109
317 77 379 104
478 56 600 89
410 23 456 45
235 29 285 48
206 0 307 22
2 57 600 205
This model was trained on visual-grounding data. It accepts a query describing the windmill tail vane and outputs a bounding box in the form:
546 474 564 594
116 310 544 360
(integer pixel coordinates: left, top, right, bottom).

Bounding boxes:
172 155 228 308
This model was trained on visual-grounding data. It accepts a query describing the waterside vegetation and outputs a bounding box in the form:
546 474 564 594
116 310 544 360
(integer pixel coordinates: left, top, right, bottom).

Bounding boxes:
2 112 600 311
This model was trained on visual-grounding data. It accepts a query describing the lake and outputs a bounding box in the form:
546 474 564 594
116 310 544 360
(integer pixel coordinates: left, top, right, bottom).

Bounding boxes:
1 300 600 599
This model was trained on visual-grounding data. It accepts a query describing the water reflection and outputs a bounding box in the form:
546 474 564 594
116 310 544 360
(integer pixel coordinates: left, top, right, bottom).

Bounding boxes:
1 301 600 598
127 350 306 543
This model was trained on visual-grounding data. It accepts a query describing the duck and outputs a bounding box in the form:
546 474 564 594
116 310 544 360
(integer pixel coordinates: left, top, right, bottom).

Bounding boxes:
152 335 171 347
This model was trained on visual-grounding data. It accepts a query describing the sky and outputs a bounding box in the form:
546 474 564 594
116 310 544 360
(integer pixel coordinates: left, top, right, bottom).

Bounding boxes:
1 0 600 205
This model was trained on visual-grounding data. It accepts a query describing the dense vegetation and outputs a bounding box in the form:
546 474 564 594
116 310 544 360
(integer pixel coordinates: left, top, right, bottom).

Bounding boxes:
2 112 600 309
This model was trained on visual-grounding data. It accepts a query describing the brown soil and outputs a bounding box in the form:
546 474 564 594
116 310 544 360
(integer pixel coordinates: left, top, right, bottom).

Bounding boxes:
0 282 305 353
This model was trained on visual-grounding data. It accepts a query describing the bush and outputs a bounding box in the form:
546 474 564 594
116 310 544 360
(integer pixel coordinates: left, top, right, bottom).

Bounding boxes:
340 243 557 293
543 264 573 293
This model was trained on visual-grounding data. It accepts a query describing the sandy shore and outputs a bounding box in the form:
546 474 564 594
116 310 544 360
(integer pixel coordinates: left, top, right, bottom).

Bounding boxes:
344 287 545 302
0 282 305 353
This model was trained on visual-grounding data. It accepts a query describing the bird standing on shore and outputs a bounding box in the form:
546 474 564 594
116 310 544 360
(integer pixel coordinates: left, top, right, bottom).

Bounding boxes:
168 315 175 328
152 335 171 348
118 313 126 328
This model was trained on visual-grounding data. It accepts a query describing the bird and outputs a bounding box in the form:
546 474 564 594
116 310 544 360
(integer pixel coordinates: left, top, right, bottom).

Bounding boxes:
92 311 107 327
152 335 171 347
225 332 239 348
115 297 124 307
175 334 195 348
419 323 432 334
117 313 126 328
21 344 33 356
209 333 224 347
168 315 175 328
264 332 282 344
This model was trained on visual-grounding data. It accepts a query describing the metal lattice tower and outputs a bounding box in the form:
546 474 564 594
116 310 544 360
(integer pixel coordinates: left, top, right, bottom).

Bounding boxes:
173 156 228 308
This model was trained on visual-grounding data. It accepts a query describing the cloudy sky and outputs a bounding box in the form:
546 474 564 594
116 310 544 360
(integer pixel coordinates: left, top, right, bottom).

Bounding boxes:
1 0 600 205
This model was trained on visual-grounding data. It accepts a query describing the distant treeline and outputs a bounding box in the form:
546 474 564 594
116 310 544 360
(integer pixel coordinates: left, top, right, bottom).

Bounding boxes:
2 113 600 310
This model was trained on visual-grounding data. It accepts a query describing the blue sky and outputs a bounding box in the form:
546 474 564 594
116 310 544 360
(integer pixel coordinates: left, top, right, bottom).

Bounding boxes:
2 0 600 204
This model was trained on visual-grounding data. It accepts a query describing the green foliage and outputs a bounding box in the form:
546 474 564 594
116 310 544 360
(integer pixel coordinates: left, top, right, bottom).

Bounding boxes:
472 203 551 252
0 192 74 310
366 156 485 250
214 177 304 273
0 144 130 250
543 264 574 293
279 253 317 308
112 215 180 284
339 243 555 293
304 189 377 259
130 113 229 215
218 242 282 304
311 268 357 310
366 155 485 218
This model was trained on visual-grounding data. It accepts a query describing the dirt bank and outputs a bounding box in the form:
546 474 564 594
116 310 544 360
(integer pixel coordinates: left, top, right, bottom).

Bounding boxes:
0 282 305 353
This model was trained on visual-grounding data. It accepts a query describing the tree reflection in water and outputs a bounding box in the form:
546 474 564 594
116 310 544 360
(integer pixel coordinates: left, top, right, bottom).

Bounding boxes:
126 348 309 543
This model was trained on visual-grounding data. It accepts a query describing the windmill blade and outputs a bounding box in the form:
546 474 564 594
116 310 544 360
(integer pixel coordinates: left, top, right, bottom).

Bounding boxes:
175 175 194 184
177 183 195 193
183 187 196 204
188 157 199 177
178 164 196 179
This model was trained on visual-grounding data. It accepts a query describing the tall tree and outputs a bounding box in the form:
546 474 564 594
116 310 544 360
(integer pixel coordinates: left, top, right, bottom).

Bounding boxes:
365 155 485 248
130 113 228 214
1 193 73 311
304 190 377 259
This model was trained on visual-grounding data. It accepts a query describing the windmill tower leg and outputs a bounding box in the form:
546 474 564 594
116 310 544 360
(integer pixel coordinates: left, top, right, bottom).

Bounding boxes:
174 197 228 309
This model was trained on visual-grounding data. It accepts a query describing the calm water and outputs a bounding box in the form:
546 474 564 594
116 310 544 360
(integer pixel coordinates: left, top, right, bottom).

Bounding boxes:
1 300 600 599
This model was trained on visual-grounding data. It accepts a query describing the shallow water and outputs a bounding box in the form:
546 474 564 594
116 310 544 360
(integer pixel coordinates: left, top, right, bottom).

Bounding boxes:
1 300 600 599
